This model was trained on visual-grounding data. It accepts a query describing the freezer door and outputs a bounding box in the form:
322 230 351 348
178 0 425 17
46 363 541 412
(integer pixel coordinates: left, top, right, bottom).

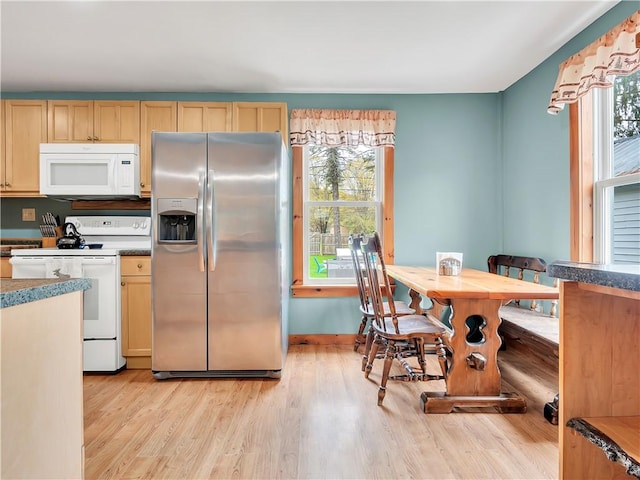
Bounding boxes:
152 132 208 372
206 133 284 371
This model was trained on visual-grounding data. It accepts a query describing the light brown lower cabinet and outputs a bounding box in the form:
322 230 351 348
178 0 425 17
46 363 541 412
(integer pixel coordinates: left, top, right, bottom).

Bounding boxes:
2 291 84 479
558 279 640 478
120 256 151 369
0 257 12 278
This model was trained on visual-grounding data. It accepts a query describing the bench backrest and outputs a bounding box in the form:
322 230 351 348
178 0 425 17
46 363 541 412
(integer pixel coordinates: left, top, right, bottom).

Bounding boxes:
487 254 558 316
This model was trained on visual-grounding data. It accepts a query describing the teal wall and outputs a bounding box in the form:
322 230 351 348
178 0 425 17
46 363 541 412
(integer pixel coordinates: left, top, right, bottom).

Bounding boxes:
500 1 638 276
0 92 501 334
1 2 636 334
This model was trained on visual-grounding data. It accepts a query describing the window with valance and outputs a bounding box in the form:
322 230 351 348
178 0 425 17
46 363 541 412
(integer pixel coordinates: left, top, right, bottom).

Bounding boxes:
554 10 640 264
289 109 397 296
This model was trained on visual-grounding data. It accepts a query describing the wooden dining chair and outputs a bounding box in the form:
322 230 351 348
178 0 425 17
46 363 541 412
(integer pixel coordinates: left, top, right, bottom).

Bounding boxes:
360 232 448 406
348 234 414 361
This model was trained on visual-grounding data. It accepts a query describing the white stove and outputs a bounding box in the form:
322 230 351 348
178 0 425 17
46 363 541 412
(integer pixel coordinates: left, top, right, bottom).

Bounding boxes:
12 215 151 256
11 216 151 373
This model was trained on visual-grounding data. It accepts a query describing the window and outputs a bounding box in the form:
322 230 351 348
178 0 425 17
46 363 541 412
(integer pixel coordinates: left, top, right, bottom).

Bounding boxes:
571 70 640 264
291 146 395 297
592 71 640 264
290 108 397 297
562 11 639 264
303 144 382 285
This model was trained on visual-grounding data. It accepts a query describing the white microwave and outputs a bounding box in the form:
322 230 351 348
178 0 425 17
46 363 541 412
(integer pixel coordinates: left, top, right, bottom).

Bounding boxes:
40 143 141 199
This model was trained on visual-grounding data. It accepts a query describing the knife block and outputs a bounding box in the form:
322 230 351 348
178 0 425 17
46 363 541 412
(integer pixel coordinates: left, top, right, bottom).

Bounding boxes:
41 226 63 248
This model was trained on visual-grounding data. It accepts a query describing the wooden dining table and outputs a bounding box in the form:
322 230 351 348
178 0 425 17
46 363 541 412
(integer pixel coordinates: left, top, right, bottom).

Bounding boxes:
385 265 559 414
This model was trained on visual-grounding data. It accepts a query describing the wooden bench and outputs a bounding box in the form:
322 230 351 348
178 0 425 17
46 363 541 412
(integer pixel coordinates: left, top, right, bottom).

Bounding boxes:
488 255 559 363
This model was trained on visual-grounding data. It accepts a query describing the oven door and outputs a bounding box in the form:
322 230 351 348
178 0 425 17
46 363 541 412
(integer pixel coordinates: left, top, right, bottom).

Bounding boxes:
10 255 119 339
81 257 119 339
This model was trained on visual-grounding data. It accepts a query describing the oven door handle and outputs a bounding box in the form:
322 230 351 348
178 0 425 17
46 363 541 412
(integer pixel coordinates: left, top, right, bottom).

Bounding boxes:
79 257 117 265
11 256 117 265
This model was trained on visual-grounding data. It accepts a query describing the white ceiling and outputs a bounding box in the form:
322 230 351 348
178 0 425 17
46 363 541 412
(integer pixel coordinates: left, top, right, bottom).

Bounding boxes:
0 0 619 94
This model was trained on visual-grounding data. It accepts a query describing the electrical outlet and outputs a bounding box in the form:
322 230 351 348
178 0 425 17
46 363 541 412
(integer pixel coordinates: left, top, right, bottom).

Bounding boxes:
22 208 36 222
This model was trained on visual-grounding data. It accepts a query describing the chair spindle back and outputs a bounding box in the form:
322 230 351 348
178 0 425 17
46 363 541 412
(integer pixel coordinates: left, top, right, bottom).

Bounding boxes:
348 234 368 311
361 232 400 334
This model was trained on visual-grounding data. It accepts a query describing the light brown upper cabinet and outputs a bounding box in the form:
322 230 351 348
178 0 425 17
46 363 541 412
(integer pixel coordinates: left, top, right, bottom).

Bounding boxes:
48 100 140 143
2 100 48 196
177 102 233 132
233 102 288 145
140 101 178 197
142 102 286 197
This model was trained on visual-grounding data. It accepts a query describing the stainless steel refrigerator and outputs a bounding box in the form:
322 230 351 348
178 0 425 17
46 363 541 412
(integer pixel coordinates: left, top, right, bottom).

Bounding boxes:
151 132 290 379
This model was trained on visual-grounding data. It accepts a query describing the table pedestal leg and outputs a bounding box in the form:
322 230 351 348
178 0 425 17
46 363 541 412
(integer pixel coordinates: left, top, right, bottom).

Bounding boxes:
420 392 527 413
421 296 527 413
408 288 423 314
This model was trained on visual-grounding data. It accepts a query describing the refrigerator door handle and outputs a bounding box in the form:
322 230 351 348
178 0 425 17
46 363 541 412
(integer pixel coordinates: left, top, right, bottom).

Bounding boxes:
207 168 216 271
197 170 205 272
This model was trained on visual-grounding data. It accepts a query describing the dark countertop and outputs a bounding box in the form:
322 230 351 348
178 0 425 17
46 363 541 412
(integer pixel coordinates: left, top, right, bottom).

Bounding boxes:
547 261 640 292
119 249 150 256
1 278 92 309
0 239 42 246
0 240 42 257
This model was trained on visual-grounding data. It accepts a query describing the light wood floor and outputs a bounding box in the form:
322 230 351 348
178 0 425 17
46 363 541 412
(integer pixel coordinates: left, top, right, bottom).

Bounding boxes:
83 344 559 479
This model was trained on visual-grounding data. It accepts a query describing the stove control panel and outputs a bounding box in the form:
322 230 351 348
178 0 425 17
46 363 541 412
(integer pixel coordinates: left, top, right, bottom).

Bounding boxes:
66 216 151 236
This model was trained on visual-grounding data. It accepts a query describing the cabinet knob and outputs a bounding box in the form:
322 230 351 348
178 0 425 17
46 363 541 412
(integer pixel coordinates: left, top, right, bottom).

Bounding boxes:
140 182 145 187
137 264 143 269
93 136 99 141
121 282 126 286
5 183 10 187
87 136 92 141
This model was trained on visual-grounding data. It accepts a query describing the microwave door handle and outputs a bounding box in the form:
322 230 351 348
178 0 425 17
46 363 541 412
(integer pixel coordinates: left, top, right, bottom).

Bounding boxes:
206 168 216 272
197 171 205 272
110 156 118 190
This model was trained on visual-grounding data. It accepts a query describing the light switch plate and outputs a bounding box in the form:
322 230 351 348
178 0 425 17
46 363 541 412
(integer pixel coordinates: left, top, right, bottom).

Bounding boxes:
22 207 36 222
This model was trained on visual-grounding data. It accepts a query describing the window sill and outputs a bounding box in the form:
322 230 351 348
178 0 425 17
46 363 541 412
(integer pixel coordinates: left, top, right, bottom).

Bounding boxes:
290 283 397 298
291 284 360 298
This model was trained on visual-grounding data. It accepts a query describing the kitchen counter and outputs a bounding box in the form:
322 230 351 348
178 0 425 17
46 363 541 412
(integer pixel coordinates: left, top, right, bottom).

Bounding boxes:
547 261 640 478
0 239 42 246
0 278 92 309
2 277 86 478
1 248 150 257
0 239 42 257
547 261 639 291
120 249 151 256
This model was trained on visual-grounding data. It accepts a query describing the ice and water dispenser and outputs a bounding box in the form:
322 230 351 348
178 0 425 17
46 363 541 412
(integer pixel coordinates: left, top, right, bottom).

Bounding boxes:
157 198 197 243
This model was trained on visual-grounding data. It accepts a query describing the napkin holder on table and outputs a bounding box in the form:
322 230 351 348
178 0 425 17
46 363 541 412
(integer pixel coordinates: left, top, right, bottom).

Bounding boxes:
436 252 463 276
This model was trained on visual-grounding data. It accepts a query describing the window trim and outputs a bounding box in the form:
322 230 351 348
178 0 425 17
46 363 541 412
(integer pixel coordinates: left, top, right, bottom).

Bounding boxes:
291 145 395 297
569 100 594 262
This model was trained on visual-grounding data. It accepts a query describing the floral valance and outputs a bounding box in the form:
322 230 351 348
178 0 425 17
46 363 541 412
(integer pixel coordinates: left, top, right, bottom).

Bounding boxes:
548 10 640 114
289 109 396 147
